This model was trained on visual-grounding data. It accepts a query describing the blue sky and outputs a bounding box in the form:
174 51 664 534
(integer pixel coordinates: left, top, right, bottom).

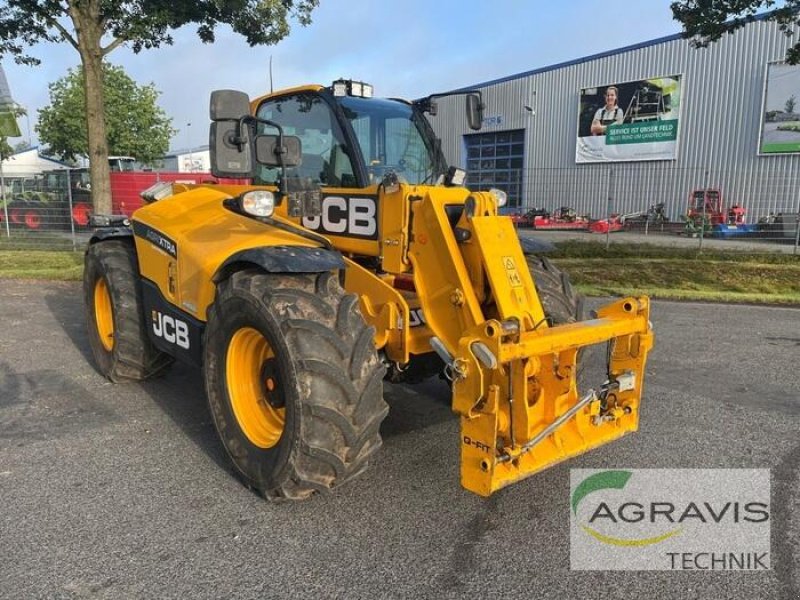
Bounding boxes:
2 0 680 151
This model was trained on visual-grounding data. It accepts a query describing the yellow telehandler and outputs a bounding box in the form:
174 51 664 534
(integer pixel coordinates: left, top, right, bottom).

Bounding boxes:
84 80 653 500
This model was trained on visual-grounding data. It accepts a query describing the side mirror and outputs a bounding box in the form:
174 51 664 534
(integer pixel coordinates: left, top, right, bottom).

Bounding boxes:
210 121 253 178
210 90 250 121
255 134 303 168
209 89 253 178
466 93 484 131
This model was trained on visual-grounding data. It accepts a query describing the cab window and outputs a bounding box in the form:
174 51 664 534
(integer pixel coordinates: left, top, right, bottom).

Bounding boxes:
254 93 356 187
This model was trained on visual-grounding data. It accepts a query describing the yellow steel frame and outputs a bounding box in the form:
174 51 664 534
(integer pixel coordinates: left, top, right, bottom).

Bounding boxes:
404 186 654 495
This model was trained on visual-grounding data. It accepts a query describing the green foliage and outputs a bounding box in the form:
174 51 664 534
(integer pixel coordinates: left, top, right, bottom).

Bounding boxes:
0 1 320 66
786 94 797 114
36 64 175 164
0 1 319 213
671 1 800 63
0 103 24 160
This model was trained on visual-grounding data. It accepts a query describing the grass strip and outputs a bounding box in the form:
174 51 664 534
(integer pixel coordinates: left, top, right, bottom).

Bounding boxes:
0 250 84 280
1 241 798 305
552 246 800 305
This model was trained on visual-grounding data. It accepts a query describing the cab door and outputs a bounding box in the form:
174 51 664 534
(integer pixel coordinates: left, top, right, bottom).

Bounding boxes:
254 91 380 258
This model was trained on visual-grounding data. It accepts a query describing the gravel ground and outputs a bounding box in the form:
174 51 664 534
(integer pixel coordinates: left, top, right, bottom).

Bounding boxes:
0 280 798 599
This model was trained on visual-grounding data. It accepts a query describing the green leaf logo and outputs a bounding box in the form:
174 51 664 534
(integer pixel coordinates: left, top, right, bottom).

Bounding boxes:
572 470 681 547
572 470 632 515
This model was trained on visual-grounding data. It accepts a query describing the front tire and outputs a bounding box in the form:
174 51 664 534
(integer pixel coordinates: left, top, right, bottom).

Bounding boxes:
83 240 173 382
204 269 388 501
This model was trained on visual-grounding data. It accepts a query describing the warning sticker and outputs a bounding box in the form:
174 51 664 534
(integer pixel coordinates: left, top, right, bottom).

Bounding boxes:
502 256 523 288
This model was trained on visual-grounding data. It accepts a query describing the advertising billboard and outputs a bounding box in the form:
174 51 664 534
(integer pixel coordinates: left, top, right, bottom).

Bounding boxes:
759 62 800 155
576 75 683 163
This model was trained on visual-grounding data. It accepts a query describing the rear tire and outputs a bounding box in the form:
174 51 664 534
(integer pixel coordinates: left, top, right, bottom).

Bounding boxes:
8 201 29 228
527 254 599 388
83 240 173 382
23 204 43 230
204 269 388 501
526 255 584 324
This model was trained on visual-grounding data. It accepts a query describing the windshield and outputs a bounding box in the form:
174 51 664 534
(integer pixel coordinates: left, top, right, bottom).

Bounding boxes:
337 96 442 185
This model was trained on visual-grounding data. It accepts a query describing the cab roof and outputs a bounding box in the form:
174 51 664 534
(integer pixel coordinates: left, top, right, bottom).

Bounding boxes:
250 84 326 111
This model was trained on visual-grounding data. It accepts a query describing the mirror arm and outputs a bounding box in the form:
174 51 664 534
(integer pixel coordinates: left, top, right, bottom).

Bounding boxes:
239 115 290 205
417 89 485 111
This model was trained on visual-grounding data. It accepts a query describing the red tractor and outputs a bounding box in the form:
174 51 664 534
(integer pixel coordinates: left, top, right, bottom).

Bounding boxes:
685 189 753 237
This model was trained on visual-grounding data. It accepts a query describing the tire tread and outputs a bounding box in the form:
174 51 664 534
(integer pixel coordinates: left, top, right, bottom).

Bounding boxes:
206 270 387 501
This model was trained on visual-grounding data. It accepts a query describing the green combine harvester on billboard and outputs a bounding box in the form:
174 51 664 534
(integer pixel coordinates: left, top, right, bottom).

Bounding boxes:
760 63 800 155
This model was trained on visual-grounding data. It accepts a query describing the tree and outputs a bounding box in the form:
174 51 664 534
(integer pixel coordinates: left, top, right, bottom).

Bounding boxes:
38 64 175 165
671 2 800 63
0 104 23 161
0 1 319 214
786 94 797 115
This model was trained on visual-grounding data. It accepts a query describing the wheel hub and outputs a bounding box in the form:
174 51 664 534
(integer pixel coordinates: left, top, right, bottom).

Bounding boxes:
225 327 285 449
259 359 285 409
93 277 115 351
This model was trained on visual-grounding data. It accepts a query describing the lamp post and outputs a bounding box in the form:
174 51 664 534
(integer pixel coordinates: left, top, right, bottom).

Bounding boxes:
1 160 9 237
186 122 193 172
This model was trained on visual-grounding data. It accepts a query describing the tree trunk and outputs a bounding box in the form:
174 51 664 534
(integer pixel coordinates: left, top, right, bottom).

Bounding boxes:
69 2 113 215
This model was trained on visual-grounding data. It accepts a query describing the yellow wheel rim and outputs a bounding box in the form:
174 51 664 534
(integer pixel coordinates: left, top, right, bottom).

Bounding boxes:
225 327 285 449
94 277 115 352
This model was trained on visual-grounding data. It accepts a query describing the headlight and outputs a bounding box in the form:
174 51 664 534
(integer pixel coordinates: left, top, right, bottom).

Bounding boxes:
350 81 363 97
489 188 507 207
241 190 275 217
362 84 374 98
140 181 174 203
89 214 130 228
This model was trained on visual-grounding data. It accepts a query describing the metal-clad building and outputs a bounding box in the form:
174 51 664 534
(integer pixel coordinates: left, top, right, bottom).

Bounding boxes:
428 17 800 220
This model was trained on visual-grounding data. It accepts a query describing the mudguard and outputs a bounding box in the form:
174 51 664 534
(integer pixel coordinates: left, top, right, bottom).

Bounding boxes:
212 246 346 283
88 227 134 245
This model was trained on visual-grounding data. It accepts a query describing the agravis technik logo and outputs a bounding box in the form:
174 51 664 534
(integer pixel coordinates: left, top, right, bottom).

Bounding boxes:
569 469 771 571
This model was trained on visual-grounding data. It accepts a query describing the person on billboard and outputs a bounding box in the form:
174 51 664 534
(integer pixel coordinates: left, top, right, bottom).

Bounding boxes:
590 86 624 135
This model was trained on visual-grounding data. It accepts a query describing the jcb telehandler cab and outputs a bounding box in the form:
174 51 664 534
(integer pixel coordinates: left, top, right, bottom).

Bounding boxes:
84 80 653 499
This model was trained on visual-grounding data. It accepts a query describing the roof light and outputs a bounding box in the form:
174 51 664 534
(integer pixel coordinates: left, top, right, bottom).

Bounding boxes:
444 166 467 187
489 188 508 207
240 190 275 217
332 79 348 97
330 79 374 98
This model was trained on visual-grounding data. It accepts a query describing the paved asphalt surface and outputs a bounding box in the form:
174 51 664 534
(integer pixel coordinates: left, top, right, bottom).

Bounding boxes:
1 280 798 599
